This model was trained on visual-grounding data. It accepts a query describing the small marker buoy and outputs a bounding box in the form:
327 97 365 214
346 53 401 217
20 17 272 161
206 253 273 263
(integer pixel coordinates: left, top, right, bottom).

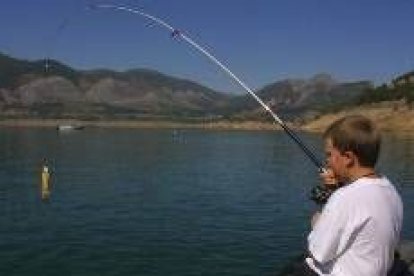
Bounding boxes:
41 162 51 201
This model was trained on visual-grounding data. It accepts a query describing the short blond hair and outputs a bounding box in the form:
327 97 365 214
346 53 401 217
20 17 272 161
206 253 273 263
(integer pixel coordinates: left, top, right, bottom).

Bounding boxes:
323 115 381 167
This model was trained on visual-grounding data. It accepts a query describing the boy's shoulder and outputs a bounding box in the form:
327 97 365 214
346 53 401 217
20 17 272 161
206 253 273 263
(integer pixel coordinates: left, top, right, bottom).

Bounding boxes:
329 176 392 202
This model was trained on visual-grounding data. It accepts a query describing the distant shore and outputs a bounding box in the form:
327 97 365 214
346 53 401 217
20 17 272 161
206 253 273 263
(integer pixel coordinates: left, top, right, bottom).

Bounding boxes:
1 103 413 134
0 118 282 131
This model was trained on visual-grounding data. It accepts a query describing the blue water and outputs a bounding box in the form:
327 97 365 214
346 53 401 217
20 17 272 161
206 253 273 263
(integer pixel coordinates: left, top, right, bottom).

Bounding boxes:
0 128 413 275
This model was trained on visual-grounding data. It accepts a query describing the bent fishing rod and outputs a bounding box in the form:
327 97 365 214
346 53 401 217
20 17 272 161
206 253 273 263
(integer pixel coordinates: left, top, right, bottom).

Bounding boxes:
89 4 325 173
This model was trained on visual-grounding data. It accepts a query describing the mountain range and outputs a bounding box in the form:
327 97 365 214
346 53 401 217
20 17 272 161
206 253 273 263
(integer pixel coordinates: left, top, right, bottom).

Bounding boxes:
0 52 371 121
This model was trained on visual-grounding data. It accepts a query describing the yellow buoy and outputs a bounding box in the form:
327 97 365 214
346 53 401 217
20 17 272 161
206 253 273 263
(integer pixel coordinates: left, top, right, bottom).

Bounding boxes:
41 164 51 200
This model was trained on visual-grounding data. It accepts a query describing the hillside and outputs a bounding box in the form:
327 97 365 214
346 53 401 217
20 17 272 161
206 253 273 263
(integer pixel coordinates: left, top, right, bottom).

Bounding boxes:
302 100 414 133
0 52 230 119
226 74 371 121
1 51 413 127
300 72 414 133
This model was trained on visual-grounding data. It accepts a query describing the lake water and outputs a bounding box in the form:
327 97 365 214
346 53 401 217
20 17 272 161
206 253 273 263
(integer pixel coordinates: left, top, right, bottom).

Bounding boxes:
0 128 413 275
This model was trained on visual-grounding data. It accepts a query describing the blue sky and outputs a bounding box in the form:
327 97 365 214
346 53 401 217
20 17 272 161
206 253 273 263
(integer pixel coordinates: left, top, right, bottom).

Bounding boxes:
0 0 413 93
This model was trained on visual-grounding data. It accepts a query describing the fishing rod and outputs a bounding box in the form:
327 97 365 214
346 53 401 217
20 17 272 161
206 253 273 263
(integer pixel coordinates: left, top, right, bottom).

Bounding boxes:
89 4 325 173
87 4 334 204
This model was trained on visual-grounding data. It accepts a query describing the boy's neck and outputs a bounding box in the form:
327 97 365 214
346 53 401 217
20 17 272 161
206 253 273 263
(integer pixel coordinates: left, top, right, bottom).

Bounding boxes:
346 166 377 183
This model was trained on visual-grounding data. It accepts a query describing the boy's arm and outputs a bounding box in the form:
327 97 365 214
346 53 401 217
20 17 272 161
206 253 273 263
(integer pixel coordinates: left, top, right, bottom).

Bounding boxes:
311 169 338 228
311 211 321 229
308 169 343 262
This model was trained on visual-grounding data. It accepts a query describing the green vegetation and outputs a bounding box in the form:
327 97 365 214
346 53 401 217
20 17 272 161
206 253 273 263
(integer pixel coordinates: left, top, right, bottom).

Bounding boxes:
357 83 414 105
309 77 414 115
355 71 414 105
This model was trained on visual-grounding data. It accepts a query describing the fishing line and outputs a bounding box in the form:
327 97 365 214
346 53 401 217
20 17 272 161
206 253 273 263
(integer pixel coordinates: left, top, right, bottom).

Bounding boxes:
89 4 325 172
44 18 70 72
44 2 86 73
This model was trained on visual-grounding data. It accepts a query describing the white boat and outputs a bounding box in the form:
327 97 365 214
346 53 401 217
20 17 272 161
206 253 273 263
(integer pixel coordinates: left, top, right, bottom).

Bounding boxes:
57 125 85 131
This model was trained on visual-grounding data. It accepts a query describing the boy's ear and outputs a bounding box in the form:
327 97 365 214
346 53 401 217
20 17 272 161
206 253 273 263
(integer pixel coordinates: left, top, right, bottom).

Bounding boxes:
343 151 356 167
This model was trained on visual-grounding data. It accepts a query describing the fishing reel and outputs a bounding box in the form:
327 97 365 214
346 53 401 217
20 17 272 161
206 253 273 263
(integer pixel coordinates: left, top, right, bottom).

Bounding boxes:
309 184 341 205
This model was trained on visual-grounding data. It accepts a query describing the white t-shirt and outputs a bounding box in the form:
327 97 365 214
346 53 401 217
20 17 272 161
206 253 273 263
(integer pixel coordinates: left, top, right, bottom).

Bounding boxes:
306 176 403 276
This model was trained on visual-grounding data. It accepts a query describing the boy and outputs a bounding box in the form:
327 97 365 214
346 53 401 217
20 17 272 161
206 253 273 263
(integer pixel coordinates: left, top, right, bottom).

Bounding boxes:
306 115 403 275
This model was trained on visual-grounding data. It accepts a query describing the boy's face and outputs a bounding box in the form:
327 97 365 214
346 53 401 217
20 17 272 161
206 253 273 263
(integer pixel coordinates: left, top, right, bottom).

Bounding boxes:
324 138 351 181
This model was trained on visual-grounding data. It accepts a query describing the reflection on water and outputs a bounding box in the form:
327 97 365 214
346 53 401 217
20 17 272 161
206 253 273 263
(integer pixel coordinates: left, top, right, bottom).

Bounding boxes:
0 128 413 275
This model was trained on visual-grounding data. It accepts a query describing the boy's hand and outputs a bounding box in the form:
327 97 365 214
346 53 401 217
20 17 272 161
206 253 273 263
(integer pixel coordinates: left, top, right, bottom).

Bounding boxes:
320 168 339 187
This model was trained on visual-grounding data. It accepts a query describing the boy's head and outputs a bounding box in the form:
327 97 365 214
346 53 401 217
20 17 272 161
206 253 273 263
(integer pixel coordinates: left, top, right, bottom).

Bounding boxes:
323 115 381 180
